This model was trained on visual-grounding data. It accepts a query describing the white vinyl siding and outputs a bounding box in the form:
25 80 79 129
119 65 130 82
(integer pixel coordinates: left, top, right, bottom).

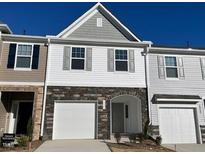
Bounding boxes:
47 44 146 88
148 54 205 125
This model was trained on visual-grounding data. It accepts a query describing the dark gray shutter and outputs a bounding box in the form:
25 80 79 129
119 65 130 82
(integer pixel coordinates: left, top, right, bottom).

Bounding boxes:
32 45 40 69
86 48 92 71
63 46 70 70
177 57 185 79
157 55 165 79
200 58 205 80
107 48 114 72
7 44 17 68
128 49 135 73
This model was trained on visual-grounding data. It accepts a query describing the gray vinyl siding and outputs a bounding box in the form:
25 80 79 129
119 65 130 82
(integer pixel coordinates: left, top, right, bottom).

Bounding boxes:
0 43 47 82
148 53 205 125
68 11 128 41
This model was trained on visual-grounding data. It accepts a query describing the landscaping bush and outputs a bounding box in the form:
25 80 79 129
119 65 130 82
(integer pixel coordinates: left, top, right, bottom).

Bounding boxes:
143 120 150 139
128 133 137 143
17 136 29 147
114 133 121 144
155 136 162 145
138 133 144 143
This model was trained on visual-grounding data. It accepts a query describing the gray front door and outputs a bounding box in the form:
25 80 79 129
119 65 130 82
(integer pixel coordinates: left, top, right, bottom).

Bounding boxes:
112 103 124 133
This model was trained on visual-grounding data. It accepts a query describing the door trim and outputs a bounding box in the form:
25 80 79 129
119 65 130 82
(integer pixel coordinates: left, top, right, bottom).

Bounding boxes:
8 100 33 134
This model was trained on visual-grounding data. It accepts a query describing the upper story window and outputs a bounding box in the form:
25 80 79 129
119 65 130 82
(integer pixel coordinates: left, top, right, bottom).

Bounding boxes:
115 49 128 71
71 47 85 70
15 44 33 69
165 56 178 78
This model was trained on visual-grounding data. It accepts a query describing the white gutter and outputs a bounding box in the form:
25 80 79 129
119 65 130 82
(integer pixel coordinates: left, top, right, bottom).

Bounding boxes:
157 98 201 102
144 42 152 124
40 38 50 137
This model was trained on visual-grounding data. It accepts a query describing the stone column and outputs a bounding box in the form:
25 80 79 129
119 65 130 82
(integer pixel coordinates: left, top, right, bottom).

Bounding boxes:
32 87 44 140
97 98 110 139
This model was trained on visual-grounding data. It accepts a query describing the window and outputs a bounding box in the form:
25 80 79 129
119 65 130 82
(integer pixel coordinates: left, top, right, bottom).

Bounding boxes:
97 18 102 27
125 105 128 118
71 47 85 70
115 49 128 71
15 44 33 69
165 56 178 78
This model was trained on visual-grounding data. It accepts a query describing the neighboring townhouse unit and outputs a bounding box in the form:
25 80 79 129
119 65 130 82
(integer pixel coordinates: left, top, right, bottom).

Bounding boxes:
42 3 151 140
147 46 205 144
0 23 48 140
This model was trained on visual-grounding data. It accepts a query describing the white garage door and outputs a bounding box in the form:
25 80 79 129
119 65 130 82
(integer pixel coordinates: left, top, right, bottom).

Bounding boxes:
53 102 95 139
159 108 197 144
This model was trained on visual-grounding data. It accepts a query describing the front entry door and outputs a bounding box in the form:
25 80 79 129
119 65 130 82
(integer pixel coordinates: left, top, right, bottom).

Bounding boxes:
16 102 33 134
112 103 124 133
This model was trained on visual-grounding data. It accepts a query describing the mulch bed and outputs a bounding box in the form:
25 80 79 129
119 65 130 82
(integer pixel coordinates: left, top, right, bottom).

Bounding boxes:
0 140 42 152
107 140 175 152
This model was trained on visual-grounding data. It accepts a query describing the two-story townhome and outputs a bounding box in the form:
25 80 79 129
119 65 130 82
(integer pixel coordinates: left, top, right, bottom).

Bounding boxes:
41 3 151 140
0 22 48 140
147 46 205 144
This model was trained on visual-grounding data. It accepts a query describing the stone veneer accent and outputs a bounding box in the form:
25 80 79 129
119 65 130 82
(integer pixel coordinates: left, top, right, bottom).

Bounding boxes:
0 85 44 140
200 126 205 143
43 86 148 140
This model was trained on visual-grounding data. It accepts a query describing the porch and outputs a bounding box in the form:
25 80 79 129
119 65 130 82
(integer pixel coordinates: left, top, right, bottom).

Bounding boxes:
110 95 142 139
0 86 43 140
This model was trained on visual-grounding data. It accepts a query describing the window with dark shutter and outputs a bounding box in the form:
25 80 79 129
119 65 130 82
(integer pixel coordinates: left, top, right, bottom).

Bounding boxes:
7 44 17 68
32 45 40 69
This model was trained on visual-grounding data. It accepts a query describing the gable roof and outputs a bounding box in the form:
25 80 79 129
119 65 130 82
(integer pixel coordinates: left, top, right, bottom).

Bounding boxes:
0 23 12 34
57 2 141 42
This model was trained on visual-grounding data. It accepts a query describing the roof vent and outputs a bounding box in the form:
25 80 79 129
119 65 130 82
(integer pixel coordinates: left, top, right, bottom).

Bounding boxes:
97 18 102 27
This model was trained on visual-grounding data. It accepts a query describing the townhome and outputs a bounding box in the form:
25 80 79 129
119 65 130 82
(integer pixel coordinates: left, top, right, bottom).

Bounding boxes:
147 46 205 144
0 22 48 140
42 3 151 140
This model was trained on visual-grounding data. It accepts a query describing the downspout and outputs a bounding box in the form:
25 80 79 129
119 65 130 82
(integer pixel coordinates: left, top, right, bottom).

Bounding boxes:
40 38 50 138
143 41 152 125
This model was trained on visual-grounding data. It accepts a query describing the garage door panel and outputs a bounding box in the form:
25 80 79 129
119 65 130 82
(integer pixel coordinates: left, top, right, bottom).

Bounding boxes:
159 108 197 144
53 103 95 139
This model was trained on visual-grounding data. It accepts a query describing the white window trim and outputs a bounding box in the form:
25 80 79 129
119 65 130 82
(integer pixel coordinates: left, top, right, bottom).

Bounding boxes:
114 49 129 72
14 43 34 71
70 46 86 71
164 55 179 80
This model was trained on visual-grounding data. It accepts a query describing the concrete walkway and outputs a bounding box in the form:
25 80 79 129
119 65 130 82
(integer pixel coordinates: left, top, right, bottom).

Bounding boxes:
163 144 205 152
35 139 111 152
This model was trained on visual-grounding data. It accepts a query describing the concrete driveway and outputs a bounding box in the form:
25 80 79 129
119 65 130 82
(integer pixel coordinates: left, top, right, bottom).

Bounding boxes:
163 144 205 152
35 140 111 152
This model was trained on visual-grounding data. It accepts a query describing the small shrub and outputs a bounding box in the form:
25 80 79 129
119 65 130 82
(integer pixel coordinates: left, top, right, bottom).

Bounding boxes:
128 133 137 143
17 136 29 147
155 136 162 145
143 120 150 139
27 117 34 142
114 133 121 144
138 133 144 143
